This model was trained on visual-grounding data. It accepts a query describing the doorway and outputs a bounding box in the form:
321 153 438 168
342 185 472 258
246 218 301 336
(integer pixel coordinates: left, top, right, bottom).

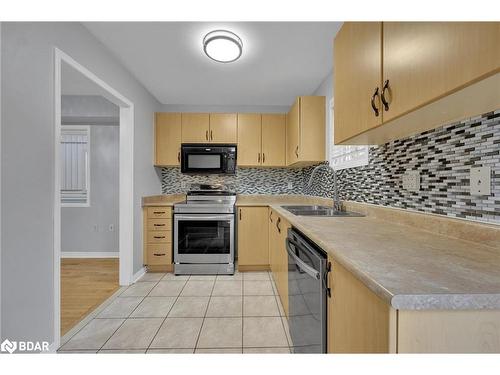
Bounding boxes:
54 48 135 348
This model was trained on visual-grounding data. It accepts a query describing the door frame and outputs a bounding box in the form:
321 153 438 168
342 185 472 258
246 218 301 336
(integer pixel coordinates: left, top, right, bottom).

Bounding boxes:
53 48 135 349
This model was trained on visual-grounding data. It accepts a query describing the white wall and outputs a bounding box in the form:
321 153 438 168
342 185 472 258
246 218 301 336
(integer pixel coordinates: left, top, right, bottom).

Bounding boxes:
1 22 161 344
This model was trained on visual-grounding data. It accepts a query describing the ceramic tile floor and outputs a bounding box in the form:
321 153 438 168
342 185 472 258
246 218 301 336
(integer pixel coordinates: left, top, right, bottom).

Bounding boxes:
58 271 292 354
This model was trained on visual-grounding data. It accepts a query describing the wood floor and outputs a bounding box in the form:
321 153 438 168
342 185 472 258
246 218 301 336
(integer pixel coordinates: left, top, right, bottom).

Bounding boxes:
61 258 119 336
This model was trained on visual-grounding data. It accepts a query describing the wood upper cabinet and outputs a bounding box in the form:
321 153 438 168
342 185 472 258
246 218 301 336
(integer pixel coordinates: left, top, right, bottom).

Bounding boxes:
237 113 262 166
237 206 269 269
334 22 500 145
334 22 383 144
261 114 286 166
286 96 326 166
209 113 237 143
181 113 210 143
155 113 182 166
382 22 500 122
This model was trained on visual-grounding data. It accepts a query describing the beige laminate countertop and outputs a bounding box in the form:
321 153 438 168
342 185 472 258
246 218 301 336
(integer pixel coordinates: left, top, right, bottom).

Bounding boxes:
143 194 500 310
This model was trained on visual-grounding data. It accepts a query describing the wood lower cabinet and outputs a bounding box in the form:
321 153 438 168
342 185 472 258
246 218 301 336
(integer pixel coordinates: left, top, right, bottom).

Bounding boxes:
181 113 210 143
237 206 269 270
209 113 237 143
143 206 173 271
286 96 326 166
328 258 395 353
334 22 383 144
154 113 182 166
268 208 289 316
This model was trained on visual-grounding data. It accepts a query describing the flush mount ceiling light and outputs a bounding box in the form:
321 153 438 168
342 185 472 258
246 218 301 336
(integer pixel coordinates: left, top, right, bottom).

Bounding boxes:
203 30 243 63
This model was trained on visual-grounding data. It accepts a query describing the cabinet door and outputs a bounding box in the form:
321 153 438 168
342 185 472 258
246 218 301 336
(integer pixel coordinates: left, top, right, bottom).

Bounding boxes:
299 96 326 163
334 22 383 144
261 114 286 167
268 209 277 274
276 216 290 317
181 113 210 143
237 113 262 166
210 113 238 143
286 98 300 164
237 207 269 267
155 113 182 166
383 22 500 122
329 259 392 353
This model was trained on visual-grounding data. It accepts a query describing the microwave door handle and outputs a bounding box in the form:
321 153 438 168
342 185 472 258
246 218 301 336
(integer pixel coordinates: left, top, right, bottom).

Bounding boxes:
286 238 320 279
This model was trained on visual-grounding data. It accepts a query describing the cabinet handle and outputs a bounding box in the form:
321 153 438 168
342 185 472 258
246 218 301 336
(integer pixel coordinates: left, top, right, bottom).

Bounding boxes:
381 79 390 111
153 253 166 257
206 130 209 140
153 236 165 239
177 151 180 162
370 87 380 117
262 153 265 163
153 211 165 215
324 261 332 298
258 153 261 163
295 146 299 158
276 217 281 233
154 224 165 227
269 211 273 223
210 130 213 140
239 209 242 220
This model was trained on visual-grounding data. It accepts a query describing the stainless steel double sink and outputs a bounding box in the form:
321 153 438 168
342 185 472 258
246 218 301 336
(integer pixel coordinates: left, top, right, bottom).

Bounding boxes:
281 205 365 217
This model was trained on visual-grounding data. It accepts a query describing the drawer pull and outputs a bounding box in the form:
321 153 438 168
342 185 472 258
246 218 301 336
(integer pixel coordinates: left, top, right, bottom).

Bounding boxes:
276 217 281 233
381 79 390 111
371 87 380 117
154 224 166 227
153 253 166 256
153 211 166 215
153 236 166 239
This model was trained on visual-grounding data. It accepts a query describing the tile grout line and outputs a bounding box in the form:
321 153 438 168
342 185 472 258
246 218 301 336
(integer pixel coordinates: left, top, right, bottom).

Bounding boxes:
96 275 166 353
193 278 218 352
144 275 191 353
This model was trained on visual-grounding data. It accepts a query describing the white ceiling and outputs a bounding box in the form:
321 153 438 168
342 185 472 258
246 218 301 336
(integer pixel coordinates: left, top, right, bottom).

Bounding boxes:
83 22 342 106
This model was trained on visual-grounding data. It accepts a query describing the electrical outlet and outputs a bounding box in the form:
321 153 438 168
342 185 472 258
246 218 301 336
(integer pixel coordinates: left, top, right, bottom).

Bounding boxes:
402 171 420 192
287 182 293 189
180 181 187 189
109 224 114 232
470 166 491 195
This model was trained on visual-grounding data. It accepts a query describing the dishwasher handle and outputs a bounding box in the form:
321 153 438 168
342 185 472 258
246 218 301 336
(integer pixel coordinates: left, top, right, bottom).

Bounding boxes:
286 238 320 280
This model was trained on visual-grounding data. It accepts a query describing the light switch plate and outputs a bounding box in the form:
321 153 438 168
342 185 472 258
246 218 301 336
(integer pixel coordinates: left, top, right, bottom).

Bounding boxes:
470 166 491 195
402 171 420 192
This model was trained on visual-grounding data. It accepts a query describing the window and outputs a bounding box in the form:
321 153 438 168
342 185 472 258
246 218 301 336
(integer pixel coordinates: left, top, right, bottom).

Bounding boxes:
61 126 90 206
328 99 369 170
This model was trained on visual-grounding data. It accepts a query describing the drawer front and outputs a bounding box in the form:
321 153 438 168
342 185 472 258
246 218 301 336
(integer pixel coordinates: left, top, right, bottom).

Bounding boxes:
147 230 171 244
147 218 172 231
147 207 171 218
147 243 172 265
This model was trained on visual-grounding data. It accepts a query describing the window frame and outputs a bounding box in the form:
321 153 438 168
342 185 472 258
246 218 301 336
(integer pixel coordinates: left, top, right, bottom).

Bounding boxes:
328 98 369 170
60 125 91 208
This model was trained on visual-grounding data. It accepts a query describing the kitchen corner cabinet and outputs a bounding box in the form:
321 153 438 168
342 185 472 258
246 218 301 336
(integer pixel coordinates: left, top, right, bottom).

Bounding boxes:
154 112 182 166
269 208 290 316
237 113 287 167
286 96 326 166
237 207 269 271
143 206 173 272
334 22 500 145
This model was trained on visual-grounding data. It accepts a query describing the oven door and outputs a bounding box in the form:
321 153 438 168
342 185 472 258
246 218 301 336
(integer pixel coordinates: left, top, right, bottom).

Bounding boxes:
174 214 234 264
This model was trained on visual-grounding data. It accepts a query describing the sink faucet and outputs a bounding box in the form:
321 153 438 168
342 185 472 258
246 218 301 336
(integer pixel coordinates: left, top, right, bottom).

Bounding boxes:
307 164 342 212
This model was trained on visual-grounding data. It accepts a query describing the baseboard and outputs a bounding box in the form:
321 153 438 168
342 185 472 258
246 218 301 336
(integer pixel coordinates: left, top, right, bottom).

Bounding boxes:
61 251 119 258
132 267 146 283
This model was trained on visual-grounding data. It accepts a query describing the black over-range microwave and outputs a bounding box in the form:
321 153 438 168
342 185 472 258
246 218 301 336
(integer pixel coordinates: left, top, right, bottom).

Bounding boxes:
180 144 237 175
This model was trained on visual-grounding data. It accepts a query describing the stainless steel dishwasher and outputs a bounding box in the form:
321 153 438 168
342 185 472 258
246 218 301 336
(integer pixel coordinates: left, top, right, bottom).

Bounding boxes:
286 228 329 353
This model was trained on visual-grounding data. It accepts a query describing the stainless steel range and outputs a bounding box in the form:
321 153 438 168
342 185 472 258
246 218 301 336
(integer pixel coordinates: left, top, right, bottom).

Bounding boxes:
173 184 236 275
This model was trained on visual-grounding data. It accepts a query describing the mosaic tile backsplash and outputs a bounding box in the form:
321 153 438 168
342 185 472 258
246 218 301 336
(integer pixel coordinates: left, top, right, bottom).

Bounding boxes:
161 110 500 224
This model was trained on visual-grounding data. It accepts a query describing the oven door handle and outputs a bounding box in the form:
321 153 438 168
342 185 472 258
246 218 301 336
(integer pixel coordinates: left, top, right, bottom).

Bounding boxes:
286 238 320 280
175 214 234 221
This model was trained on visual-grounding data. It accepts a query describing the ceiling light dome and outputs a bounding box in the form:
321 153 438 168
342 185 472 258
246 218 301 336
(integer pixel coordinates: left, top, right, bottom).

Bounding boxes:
203 30 243 63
